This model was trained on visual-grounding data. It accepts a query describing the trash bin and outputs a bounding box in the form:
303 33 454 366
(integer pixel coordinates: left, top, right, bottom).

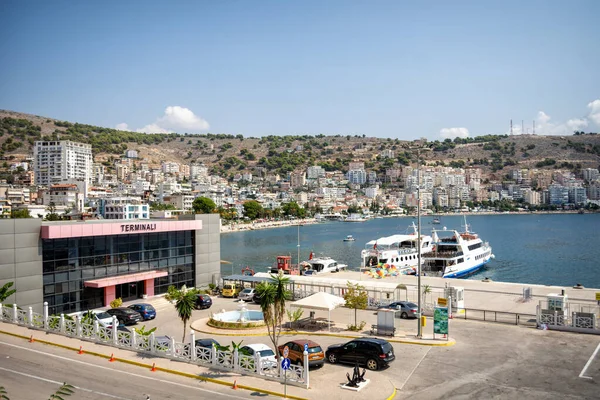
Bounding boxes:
421 316 426 327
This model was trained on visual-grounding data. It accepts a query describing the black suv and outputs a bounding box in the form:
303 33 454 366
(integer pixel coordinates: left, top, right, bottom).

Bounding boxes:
325 338 395 371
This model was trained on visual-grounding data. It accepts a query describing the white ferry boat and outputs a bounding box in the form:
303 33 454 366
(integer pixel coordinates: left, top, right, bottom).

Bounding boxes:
422 217 494 278
345 213 368 222
360 223 434 273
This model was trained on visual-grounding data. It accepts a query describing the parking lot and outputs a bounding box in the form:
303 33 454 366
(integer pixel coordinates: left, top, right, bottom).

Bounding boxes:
116 294 600 399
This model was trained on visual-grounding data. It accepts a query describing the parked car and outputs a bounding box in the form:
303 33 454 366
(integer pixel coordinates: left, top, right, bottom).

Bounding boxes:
195 294 213 310
222 283 243 298
378 301 418 319
238 288 256 301
70 310 114 328
325 338 395 371
195 338 220 349
278 339 324 368
128 303 156 320
106 307 142 325
252 292 263 304
240 344 277 369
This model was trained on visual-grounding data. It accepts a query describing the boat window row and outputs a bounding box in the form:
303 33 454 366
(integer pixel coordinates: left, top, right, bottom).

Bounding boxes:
467 242 483 251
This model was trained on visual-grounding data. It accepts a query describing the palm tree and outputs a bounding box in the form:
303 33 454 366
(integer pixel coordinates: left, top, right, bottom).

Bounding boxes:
166 285 198 342
255 272 291 356
0 282 16 303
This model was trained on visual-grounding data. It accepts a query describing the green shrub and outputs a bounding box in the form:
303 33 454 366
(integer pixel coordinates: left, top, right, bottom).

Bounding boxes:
110 298 123 308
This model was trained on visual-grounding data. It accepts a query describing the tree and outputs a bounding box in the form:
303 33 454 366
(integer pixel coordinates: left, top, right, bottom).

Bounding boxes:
255 272 291 357
165 285 198 342
243 200 263 220
45 202 60 221
192 197 216 214
343 282 368 329
0 282 16 302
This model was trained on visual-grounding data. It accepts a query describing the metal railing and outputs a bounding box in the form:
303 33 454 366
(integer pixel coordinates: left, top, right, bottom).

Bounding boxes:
450 308 537 326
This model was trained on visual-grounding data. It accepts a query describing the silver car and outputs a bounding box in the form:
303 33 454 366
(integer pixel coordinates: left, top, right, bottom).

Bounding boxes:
238 288 256 301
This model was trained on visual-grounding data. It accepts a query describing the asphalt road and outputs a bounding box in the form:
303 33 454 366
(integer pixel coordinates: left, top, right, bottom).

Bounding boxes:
0 335 258 400
123 295 600 399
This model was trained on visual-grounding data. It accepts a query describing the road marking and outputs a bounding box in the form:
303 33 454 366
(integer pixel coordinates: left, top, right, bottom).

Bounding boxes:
579 342 600 380
0 340 249 399
397 347 431 390
0 366 133 399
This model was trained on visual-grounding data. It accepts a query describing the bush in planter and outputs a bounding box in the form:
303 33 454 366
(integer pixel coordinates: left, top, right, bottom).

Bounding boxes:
110 298 123 308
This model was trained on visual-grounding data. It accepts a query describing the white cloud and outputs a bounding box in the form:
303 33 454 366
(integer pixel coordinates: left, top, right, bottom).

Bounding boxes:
537 111 551 125
157 106 210 131
115 123 129 131
136 123 172 134
119 106 210 135
588 99 600 125
566 118 588 131
440 127 469 139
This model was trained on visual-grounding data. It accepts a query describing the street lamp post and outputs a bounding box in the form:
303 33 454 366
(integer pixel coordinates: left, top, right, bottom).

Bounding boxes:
416 148 423 339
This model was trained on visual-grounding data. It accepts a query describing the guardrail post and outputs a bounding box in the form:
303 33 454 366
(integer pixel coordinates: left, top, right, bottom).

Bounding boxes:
43 302 49 330
233 348 239 372
75 316 82 337
190 330 196 361
93 320 99 339
12 304 18 323
150 332 155 353
211 345 217 366
28 307 33 327
0 303 3 322
483 310 486 322
303 350 309 388
59 314 65 334
131 329 137 349
170 337 176 357
112 318 118 345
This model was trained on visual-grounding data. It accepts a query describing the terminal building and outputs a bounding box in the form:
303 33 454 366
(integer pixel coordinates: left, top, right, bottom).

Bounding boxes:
0 214 220 315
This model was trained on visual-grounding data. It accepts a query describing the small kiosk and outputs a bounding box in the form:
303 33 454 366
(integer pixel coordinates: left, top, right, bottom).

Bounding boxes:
445 286 465 313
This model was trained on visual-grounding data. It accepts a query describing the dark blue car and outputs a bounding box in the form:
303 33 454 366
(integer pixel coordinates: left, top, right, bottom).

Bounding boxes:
128 303 156 320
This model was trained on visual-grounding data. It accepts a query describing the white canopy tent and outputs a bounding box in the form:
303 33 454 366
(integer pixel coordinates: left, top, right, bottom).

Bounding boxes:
290 291 346 331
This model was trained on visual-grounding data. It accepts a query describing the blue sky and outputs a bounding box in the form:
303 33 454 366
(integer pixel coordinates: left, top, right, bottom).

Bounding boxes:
1 1 599 140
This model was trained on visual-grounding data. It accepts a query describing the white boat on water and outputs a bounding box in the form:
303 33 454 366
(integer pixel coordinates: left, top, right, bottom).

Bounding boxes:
422 216 494 278
301 255 347 275
343 235 356 242
360 223 434 273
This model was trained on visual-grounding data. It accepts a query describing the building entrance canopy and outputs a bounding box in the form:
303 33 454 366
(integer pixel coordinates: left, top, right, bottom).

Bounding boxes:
84 270 168 288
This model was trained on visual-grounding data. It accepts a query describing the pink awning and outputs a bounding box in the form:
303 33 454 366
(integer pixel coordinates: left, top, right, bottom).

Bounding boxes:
84 270 168 288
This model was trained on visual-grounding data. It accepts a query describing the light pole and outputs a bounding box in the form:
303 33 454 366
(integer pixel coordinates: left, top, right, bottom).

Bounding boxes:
416 148 423 339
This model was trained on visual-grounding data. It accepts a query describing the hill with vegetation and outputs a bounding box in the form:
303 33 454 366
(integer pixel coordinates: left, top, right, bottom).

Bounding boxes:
1 109 599 181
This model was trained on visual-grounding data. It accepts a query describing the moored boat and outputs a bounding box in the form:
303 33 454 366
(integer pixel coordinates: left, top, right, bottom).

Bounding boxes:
422 216 494 278
343 235 356 242
360 222 434 274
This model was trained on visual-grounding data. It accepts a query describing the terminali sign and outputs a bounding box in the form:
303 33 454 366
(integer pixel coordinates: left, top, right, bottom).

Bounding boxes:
120 223 157 232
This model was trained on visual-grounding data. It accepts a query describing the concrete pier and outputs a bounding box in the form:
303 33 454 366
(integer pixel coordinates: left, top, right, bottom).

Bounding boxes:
331 270 599 315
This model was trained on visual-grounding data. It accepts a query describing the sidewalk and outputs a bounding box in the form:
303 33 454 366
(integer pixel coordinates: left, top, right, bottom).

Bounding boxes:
0 321 399 400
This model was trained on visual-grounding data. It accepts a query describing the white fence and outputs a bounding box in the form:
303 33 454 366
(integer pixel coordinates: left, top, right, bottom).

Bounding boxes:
537 300 600 334
0 302 309 388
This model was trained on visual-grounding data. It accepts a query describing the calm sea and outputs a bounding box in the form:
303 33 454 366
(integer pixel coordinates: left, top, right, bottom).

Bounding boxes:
220 213 600 288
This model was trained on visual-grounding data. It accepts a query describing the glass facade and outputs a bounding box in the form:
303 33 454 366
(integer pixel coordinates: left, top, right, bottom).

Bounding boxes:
42 231 195 315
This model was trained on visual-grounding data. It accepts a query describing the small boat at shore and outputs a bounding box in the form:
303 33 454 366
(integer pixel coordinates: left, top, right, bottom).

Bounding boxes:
343 235 356 242
422 216 494 278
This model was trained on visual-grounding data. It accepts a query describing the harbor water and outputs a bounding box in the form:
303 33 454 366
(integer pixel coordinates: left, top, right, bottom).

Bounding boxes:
220 213 600 288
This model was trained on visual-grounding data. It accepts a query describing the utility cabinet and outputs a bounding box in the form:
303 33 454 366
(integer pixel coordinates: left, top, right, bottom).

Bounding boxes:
376 309 398 336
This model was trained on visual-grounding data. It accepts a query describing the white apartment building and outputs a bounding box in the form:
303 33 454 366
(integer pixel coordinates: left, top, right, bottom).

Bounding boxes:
164 193 195 211
42 184 84 211
347 169 367 185
162 162 180 174
34 141 93 186
582 168 599 182
365 186 379 199
290 171 306 188
307 166 325 179
190 164 209 180
100 197 149 219
125 149 138 158
381 149 394 159
522 188 541 205
92 163 105 184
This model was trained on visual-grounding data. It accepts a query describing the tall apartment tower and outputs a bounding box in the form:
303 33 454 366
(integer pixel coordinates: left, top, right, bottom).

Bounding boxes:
34 141 93 186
